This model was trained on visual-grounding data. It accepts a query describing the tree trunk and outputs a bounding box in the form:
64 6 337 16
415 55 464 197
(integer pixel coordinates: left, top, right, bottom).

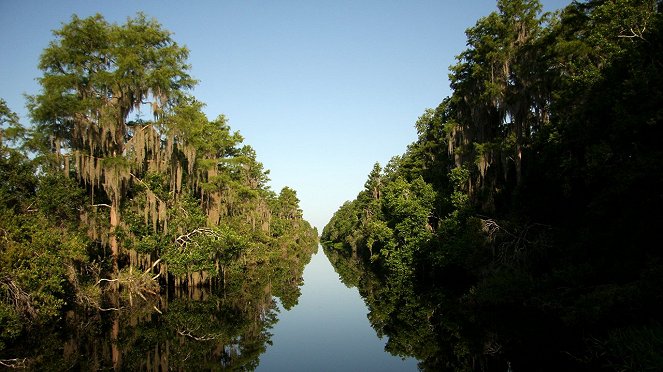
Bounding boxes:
110 200 120 273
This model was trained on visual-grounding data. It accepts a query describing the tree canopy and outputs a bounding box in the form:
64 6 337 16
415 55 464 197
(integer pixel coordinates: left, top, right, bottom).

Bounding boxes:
323 0 663 369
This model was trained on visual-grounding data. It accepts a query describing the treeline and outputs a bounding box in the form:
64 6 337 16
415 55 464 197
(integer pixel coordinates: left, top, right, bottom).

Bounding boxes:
0 14 317 354
323 0 663 369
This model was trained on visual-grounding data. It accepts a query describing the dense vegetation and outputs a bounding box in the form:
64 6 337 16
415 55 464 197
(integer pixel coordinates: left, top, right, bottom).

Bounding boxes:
2 237 315 370
323 0 663 370
0 14 317 365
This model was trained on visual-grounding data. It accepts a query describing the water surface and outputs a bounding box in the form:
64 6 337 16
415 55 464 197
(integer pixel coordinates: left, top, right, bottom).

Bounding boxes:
258 248 418 371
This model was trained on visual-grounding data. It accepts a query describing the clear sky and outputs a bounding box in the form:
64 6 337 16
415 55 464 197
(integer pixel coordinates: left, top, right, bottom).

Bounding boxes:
0 0 570 230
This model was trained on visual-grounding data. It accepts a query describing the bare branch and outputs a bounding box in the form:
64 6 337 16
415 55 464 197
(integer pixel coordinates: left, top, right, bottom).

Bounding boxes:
96 278 119 286
129 172 166 205
0 358 28 368
618 26 647 41
0 276 36 318
143 258 162 275
75 290 122 312
177 329 221 341
175 227 221 249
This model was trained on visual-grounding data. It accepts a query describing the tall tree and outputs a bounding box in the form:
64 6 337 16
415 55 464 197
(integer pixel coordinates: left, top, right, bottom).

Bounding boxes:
29 14 195 269
449 0 544 197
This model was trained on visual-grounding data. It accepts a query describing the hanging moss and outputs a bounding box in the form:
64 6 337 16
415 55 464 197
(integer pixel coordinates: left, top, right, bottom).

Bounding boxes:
158 200 167 234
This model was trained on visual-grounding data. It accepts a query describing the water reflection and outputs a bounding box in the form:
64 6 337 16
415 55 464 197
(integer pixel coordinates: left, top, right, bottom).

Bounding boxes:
324 245 586 371
18 242 316 370
324 245 477 371
258 248 418 371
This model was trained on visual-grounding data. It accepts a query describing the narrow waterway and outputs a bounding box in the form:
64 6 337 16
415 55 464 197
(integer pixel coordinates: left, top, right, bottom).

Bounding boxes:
0 243 419 370
258 247 418 371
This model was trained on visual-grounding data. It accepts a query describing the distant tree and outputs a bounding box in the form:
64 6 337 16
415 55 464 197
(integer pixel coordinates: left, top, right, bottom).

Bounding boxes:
277 187 302 220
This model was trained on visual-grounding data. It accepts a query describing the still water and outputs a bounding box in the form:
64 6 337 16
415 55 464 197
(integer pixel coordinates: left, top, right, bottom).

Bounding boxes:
3 245 417 370
258 248 418 371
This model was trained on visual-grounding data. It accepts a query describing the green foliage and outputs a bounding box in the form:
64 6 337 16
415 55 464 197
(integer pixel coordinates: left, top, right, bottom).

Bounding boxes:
164 225 247 277
0 232 313 369
1 13 318 361
0 99 26 148
323 0 663 369
0 131 89 349
36 172 87 226
324 167 436 279
0 149 36 214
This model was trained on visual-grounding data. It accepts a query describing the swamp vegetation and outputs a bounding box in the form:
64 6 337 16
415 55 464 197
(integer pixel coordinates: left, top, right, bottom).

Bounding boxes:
0 13 317 368
2 0 663 370
323 0 663 370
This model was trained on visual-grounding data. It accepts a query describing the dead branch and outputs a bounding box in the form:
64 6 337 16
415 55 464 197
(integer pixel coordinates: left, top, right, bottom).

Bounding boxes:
75 288 122 312
96 278 119 286
175 227 221 249
177 329 220 341
618 27 647 40
480 218 552 265
0 276 36 318
0 358 28 369
25 201 38 213
143 258 162 275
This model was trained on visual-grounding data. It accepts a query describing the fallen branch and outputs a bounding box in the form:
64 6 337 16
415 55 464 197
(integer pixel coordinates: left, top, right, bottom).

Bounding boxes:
76 289 122 312
479 217 552 265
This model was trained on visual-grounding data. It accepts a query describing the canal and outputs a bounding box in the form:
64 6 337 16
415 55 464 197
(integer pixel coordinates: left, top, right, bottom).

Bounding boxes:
258 247 418 371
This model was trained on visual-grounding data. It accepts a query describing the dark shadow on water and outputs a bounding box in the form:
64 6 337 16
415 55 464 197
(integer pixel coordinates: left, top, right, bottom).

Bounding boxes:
2 243 316 371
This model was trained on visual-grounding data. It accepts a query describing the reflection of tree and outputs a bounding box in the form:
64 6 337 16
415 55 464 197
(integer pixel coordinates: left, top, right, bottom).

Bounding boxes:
324 245 485 371
329 233 663 371
15 237 316 370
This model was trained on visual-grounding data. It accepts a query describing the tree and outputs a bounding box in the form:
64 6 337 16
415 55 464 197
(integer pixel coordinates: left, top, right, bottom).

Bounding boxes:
0 99 26 148
364 163 383 201
448 0 545 199
276 187 302 220
28 13 196 270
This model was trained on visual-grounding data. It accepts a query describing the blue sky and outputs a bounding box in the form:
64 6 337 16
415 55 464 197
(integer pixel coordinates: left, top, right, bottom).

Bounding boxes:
0 0 570 230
